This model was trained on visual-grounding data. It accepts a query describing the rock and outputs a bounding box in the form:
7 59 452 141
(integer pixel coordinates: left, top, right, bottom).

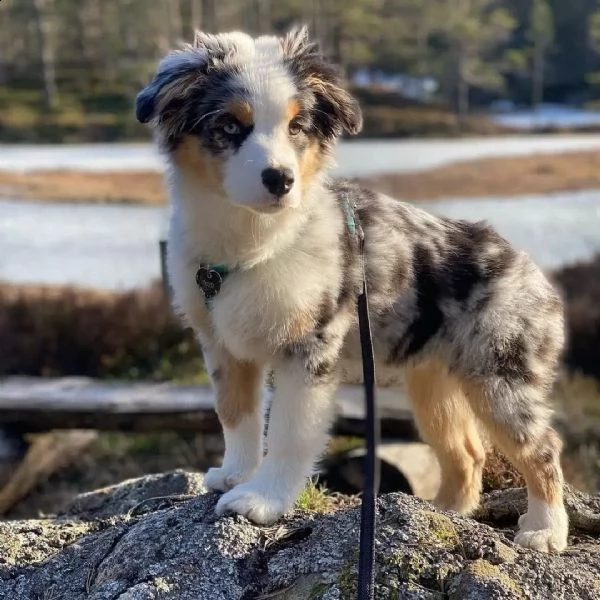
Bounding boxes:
1 470 600 600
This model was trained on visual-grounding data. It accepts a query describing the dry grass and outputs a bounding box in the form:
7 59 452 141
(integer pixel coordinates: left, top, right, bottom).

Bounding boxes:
5 149 600 206
0 280 203 380
553 254 600 380
295 480 338 513
361 150 600 201
0 169 166 205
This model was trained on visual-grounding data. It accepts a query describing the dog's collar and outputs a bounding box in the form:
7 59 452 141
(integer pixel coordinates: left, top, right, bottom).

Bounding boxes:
196 195 361 307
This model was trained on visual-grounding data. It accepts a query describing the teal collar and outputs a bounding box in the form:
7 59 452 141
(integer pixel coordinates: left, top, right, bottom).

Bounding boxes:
342 196 357 236
196 195 361 307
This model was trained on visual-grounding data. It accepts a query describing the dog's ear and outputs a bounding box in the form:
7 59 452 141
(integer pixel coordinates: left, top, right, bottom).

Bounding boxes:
136 32 237 124
136 50 208 124
305 72 363 137
282 26 363 138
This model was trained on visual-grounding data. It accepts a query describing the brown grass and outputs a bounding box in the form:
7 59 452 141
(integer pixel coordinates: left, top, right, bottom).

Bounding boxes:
553 254 600 380
361 150 600 201
0 169 166 205
0 280 203 380
5 149 600 206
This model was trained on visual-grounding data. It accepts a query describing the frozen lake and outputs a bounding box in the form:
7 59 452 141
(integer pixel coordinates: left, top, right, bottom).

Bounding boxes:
2 189 600 289
2 135 600 289
3 134 600 176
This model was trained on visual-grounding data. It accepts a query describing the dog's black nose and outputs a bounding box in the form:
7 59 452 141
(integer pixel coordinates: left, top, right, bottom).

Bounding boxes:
261 167 295 196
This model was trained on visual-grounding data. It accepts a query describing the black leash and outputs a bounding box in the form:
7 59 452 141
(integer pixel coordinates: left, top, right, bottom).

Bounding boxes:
356 231 380 600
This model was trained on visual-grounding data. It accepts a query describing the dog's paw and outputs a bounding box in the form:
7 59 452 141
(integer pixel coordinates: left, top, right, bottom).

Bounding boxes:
215 481 291 525
204 466 254 493
514 528 567 553
514 503 568 553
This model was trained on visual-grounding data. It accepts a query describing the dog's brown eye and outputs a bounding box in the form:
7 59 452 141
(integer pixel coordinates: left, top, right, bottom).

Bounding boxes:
288 121 302 136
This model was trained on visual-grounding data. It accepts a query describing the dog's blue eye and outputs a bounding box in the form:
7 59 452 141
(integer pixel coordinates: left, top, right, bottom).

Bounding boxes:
289 121 302 136
223 121 240 135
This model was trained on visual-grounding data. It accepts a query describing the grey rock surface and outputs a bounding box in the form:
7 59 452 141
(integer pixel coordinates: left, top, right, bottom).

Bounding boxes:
1 469 599 600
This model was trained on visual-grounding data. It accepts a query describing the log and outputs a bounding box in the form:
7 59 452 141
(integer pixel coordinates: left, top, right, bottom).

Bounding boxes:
0 376 415 437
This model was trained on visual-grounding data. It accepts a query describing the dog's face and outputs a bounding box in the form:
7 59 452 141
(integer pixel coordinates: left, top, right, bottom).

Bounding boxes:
136 27 362 212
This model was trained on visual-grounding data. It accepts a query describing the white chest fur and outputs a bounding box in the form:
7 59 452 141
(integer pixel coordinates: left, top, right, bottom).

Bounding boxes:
167 196 344 363
210 245 335 360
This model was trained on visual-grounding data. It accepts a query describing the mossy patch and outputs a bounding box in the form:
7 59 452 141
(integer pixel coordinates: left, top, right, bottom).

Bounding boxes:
491 541 518 565
337 557 358 599
385 550 429 583
467 559 525 598
418 510 460 547
309 581 333 599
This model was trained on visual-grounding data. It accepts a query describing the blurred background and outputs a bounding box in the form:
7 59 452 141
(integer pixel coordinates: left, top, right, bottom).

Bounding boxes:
0 0 599 518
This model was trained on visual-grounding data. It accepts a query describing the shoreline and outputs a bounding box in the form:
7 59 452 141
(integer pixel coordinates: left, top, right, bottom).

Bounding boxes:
2 149 600 205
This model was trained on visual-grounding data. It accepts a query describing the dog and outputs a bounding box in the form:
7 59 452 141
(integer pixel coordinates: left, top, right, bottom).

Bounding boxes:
136 26 569 553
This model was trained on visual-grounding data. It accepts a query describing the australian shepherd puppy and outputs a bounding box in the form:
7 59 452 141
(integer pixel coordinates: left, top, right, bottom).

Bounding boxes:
137 27 568 552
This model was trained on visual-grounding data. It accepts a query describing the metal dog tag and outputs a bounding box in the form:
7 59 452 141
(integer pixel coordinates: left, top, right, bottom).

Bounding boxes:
196 267 222 299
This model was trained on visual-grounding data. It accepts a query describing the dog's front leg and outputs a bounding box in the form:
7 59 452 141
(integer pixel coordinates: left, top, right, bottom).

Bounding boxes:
216 357 338 524
202 339 265 493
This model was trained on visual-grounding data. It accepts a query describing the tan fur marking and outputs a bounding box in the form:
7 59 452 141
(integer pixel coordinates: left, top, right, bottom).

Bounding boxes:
285 99 301 123
285 311 317 344
216 357 262 428
227 100 254 127
464 380 564 506
299 139 324 191
172 135 224 195
405 359 486 514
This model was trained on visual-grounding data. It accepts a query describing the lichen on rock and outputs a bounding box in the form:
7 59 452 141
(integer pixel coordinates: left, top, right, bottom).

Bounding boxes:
0 470 599 600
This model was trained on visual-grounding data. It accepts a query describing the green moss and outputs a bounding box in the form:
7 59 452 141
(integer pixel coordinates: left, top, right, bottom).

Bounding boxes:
385 551 429 583
418 510 460 547
468 559 525 598
309 582 333 599
337 557 358 599
493 541 518 564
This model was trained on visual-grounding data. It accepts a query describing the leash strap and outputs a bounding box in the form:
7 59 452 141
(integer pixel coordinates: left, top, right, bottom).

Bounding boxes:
356 230 380 600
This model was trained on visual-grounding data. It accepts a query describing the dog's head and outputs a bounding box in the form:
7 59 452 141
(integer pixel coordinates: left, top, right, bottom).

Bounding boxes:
136 27 362 212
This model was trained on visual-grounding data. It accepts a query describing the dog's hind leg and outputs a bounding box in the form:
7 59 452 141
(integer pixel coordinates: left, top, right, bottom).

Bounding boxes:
405 359 486 515
464 378 568 552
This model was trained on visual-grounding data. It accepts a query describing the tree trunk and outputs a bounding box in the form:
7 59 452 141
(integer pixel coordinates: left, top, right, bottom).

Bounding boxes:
203 0 217 32
256 0 271 34
456 45 469 124
191 0 203 34
0 3 10 86
32 0 58 111
532 43 545 108
168 0 183 43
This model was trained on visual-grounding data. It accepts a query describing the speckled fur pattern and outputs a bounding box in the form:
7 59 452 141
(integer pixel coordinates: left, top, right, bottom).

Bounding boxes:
137 27 569 552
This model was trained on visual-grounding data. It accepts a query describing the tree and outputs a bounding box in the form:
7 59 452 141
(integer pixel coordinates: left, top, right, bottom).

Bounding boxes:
530 0 553 107
32 0 58 111
431 0 516 119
